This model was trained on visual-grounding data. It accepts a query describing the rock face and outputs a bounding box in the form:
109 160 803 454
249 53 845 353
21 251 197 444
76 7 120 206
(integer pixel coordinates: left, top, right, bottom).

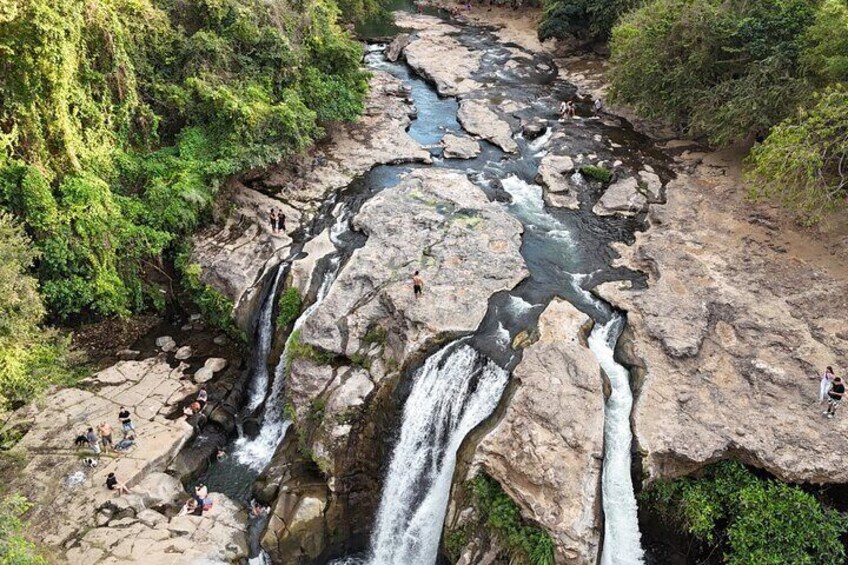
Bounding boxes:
473 299 604 564
442 133 482 159
395 14 482 96
386 32 412 62
268 168 528 559
593 176 647 217
192 70 429 330
3 356 197 550
536 154 579 209
458 99 519 153
597 154 848 484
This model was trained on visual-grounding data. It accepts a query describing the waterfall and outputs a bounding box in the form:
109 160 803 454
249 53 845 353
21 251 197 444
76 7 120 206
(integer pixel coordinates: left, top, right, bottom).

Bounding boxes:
588 315 645 565
245 268 286 412
234 256 342 470
367 342 509 565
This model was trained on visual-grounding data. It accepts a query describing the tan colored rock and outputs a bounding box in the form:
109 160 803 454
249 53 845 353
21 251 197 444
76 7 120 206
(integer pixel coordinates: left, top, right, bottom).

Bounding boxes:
290 226 336 295
204 357 228 372
475 299 603 564
458 99 518 153
386 32 412 62
593 177 647 217
596 159 848 484
442 133 481 159
536 154 578 210
174 345 192 360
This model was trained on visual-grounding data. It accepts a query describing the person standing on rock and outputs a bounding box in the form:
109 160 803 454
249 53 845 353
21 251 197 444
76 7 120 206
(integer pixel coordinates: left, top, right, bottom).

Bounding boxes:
277 210 286 233
817 366 836 402
824 376 845 419
86 427 101 455
97 421 113 451
412 271 424 299
593 97 603 115
270 209 278 235
118 407 134 436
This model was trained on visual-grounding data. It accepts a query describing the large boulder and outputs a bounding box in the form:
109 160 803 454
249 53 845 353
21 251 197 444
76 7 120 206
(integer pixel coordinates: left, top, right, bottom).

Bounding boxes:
592 177 647 217
386 33 412 62
473 299 604 563
442 133 481 159
596 156 848 484
536 154 579 210
457 99 518 154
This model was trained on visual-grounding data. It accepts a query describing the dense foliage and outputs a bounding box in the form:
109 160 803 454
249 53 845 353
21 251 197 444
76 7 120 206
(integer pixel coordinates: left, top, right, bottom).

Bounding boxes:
0 495 45 564
276 287 303 329
0 214 77 411
539 0 642 41
469 474 555 565
0 0 369 321
642 460 848 565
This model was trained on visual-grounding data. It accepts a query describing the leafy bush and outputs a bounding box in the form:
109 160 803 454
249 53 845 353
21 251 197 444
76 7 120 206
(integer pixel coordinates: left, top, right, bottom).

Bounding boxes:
641 460 848 564
0 495 46 564
276 288 303 329
0 214 80 411
470 474 556 565
608 0 820 145
579 165 612 183
288 330 335 365
746 85 848 223
539 0 643 42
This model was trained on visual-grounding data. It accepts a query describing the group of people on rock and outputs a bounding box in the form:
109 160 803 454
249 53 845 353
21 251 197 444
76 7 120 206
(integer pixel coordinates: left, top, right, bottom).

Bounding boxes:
269 208 286 235
79 406 136 456
183 388 208 418
817 366 845 419
179 483 213 517
559 97 604 121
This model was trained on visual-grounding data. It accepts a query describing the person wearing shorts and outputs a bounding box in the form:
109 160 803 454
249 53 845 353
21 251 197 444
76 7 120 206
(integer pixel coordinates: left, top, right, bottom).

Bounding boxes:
412 271 424 299
825 376 845 419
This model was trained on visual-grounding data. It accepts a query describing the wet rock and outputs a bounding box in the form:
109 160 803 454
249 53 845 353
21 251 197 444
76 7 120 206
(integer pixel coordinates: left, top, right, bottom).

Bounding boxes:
593 177 647 217
639 169 663 200
155 336 176 352
134 472 184 508
263 490 328 562
442 133 481 159
290 228 335 295
457 100 518 153
174 345 192 360
475 300 603 564
521 119 547 140
399 17 482 96
536 154 578 210
116 349 141 361
386 33 412 62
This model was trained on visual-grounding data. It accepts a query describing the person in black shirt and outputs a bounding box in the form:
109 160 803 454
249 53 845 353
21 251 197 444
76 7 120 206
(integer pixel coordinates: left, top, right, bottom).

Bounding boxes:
825 376 845 419
118 407 134 436
105 472 130 496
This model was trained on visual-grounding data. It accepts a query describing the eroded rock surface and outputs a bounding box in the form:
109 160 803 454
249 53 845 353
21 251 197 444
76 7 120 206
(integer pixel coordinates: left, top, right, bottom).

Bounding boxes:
442 133 482 159
536 154 578 209
192 71 429 329
593 176 647 217
474 299 604 563
458 99 519 153
597 154 848 483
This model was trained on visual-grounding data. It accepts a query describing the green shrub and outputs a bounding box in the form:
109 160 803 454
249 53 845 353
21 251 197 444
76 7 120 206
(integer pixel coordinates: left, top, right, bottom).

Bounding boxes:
276 288 303 329
746 85 848 223
174 248 244 342
608 0 819 145
0 495 46 564
579 165 612 183
289 330 335 365
362 325 388 347
539 0 643 41
469 474 556 565
641 460 848 564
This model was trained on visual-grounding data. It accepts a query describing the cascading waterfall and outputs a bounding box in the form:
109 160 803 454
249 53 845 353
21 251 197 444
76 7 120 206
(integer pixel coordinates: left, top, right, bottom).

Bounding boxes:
367 342 509 565
234 256 342 470
245 268 286 412
589 315 644 565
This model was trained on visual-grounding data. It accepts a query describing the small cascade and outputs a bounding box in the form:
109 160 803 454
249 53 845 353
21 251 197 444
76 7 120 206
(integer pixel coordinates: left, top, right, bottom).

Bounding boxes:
588 315 645 565
367 343 509 565
234 256 342 470
245 268 286 412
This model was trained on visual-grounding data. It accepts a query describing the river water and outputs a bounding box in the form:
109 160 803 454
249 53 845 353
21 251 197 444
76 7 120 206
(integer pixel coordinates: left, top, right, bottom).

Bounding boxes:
193 7 675 563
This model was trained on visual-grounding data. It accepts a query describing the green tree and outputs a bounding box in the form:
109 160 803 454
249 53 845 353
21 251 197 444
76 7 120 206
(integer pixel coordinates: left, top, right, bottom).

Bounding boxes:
0 495 46 564
539 0 642 42
642 460 848 564
746 85 848 222
608 0 818 144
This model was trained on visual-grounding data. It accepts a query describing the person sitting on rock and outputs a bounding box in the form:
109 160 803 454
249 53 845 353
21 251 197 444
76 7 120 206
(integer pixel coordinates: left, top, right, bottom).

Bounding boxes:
817 366 836 403
180 497 204 517
824 376 845 419
196 388 208 410
411 271 424 299
183 401 203 418
106 472 130 496
195 483 208 499
86 427 101 455
250 500 269 519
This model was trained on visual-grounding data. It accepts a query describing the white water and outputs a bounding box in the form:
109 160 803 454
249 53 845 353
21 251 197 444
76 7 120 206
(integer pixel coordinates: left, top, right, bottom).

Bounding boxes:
367 343 509 565
245 268 286 411
589 316 644 565
500 175 574 244
234 257 342 470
